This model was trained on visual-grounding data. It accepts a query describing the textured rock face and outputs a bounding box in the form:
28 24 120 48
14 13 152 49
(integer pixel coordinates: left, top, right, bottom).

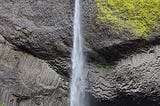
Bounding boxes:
0 35 69 106
0 0 74 76
0 0 160 106
0 0 72 105
88 45 160 106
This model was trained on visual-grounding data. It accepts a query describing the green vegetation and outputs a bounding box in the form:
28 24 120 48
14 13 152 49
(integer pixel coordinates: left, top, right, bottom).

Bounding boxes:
95 0 160 38
105 64 115 74
96 63 115 74
0 103 5 106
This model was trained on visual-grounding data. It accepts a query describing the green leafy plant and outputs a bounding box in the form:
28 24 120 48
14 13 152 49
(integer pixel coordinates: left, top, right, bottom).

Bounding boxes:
95 0 160 38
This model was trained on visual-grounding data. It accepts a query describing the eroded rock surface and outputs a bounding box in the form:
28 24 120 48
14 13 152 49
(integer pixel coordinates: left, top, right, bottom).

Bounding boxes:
0 35 69 106
0 0 160 106
88 45 160 106
0 0 74 76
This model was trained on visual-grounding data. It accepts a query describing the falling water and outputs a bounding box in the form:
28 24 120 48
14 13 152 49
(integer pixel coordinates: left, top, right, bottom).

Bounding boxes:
70 0 86 106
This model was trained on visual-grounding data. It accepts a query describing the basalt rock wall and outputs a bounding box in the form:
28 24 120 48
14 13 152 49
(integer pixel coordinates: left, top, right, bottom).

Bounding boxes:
0 0 160 106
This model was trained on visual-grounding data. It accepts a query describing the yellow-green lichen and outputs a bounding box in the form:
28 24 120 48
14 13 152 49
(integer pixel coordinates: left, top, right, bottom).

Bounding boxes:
95 0 160 38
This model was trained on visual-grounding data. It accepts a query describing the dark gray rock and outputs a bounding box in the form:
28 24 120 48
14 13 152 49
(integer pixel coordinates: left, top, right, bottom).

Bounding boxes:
0 35 69 106
88 45 160 106
0 0 74 76
0 0 160 106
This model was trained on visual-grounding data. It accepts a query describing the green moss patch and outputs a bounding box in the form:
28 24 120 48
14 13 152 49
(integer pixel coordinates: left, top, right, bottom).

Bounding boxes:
96 0 160 38
0 103 5 106
96 63 116 75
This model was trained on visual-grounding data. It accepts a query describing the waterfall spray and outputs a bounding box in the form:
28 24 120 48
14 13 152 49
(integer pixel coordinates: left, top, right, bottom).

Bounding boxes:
70 0 86 106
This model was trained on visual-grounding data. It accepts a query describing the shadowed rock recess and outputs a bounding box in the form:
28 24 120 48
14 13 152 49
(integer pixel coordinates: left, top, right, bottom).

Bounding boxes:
0 0 160 106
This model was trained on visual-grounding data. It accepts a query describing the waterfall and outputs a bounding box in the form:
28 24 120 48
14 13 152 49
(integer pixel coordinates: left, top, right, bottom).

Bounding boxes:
70 0 86 106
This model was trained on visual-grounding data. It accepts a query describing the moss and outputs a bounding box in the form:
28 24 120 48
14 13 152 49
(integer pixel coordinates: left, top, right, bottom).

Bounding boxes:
0 103 5 106
95 63 104 68
95 63 116 75
95 0 160 38
104 64 115 74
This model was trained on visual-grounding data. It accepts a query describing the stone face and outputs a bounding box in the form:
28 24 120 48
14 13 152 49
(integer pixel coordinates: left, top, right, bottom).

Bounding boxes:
0 0 139 75
0 0 160 106
88 45 160 106
0 0 74 76
0 35 69 106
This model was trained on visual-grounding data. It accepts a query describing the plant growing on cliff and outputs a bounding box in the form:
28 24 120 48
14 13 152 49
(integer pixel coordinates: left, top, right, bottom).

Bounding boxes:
95 0 160 38
0 103 5 106
95 63 115 75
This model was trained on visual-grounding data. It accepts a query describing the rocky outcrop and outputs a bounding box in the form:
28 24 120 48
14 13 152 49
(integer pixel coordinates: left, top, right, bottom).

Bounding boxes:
0 0 160 106
0 0 74 76
88 45 160 106
0 0 72 105
0 35 69 106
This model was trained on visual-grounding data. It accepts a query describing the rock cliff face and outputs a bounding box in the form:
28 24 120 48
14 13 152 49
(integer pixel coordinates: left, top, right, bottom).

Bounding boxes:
88 45 160 106
0 0 160 106
0 0 74 76
0 0 71 105
0 35 69 106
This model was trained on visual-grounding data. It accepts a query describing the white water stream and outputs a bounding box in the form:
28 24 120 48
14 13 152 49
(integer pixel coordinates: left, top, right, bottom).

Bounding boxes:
70 0 86 106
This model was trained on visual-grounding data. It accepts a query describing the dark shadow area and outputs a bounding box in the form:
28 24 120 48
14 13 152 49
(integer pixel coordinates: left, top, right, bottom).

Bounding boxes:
88 93 160 106
86 37 160 65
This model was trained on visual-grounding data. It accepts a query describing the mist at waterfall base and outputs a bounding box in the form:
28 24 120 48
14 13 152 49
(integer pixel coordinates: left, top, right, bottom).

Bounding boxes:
70 0 87 106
